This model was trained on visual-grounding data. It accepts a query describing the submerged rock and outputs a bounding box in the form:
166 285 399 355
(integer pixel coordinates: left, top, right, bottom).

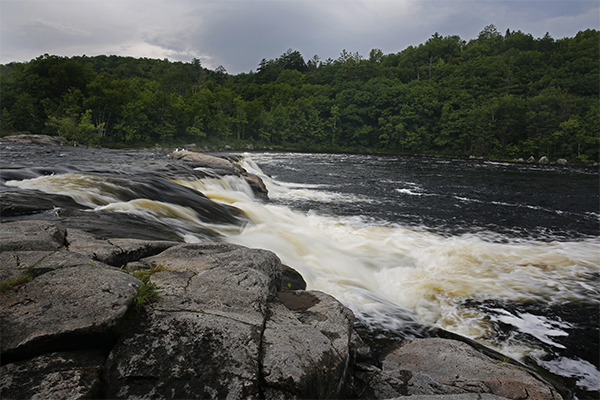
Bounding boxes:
0 190 85 217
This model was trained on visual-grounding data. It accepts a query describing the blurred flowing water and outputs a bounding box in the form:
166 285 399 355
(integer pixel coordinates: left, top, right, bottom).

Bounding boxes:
2 143 598 398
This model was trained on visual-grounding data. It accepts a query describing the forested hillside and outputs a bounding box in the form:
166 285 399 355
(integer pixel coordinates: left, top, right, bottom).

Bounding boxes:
1 25 598 162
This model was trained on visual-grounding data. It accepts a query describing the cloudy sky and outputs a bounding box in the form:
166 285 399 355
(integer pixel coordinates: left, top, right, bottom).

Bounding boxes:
1 0 598 74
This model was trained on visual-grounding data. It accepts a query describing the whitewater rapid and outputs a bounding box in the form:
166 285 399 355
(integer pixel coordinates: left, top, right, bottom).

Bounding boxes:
5 152 599 393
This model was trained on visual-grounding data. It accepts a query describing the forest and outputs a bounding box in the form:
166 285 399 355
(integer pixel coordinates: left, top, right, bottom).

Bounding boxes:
1 25 598 163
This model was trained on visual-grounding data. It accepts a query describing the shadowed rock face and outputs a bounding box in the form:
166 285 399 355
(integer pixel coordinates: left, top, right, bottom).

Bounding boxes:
0 351 105 400
0 220 565 400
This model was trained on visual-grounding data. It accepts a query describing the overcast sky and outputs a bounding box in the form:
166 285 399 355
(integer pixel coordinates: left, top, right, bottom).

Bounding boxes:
1 0 598 74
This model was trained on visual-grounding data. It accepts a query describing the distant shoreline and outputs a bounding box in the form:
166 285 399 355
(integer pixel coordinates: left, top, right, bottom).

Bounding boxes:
3 133 597 169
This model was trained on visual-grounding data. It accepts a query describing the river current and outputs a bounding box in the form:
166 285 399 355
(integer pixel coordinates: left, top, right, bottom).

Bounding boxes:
1 143 599 398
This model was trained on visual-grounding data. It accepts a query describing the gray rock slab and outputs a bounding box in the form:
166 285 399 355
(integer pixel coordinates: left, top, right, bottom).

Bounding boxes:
0 351 104 400
170 150 236 172
170 150 269 199
151 267 270 325
104 253 278 398
0 251 53 281
0 250 110 282
139 242 282 296
66 228 179 267
0 265 139 359
31 249 111 271
0 134 65 146
262 290 354 399
0 220 66 251
106 245 356 399
105 310 262 399
104 264 268 399
382 337 563 400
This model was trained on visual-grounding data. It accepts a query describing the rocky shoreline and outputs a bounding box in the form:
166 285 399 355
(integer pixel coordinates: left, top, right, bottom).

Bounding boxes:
3 134 597 168
0 143 568 399
0 219 566 399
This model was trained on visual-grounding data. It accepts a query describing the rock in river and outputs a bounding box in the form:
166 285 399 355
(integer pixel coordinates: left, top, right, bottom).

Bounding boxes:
170 149 269 200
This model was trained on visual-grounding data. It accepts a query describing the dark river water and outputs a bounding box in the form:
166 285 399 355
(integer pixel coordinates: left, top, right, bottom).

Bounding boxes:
1 143 599 398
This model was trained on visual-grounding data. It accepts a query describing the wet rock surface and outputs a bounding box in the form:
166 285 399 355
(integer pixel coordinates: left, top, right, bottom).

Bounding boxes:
0 220 565 399
170 149 269 200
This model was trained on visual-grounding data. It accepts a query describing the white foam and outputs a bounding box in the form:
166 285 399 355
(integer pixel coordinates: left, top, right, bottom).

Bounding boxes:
538 357 600 391
5 173 127 207
489 309 570 349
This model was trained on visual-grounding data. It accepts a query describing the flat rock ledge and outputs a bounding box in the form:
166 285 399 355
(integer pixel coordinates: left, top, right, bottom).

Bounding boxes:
0 220 564 399
0 134 65 146
170 150 269 201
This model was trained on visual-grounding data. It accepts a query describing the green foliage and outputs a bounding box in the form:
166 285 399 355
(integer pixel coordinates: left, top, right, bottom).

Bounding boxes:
131 265 165 311
134 281 160 311
47 109 102 146
132 264 166 283
1 27 598 162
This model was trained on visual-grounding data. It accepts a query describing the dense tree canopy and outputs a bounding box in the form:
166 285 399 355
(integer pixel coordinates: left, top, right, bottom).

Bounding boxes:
1 26 598 163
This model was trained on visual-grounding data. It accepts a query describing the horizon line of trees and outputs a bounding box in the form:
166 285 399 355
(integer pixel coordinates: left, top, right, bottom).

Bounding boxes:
1 25 598 162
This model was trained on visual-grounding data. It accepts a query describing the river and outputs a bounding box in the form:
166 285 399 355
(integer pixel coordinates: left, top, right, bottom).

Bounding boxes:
1 143 598 398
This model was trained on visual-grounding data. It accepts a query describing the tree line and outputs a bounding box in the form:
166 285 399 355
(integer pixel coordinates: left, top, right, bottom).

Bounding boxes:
1 25 598 163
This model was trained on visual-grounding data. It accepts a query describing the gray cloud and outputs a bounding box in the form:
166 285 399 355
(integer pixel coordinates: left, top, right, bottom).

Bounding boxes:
1 0 598 73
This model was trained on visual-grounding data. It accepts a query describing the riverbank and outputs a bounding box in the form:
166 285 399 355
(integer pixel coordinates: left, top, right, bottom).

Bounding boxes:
1 144 576 399
2 133 598 167
0 219 567 399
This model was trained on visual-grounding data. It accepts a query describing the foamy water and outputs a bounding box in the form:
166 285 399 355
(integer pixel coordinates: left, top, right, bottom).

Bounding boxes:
4 151 599 394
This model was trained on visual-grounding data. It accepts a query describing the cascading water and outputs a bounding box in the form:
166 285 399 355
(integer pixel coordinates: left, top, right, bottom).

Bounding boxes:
1 143 598 398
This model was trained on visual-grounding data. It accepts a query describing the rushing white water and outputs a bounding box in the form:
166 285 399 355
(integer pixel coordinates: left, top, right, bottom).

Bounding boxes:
5 153 600 393
176 157 600 392
6 173 129 207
